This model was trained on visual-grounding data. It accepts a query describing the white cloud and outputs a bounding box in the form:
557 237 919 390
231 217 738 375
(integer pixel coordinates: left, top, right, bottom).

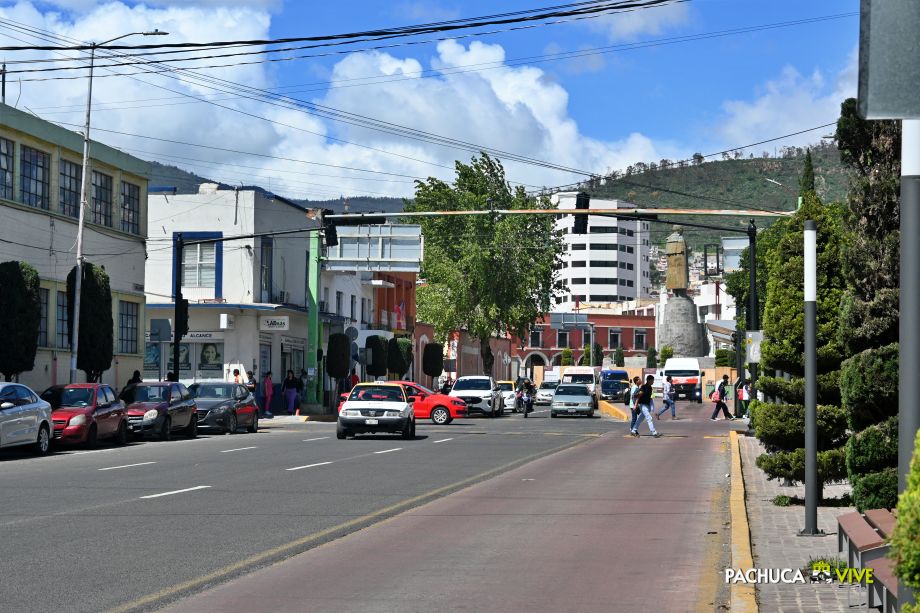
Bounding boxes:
587 2 691 42
716 49 857 151
33 0 283 12
392 1 459 22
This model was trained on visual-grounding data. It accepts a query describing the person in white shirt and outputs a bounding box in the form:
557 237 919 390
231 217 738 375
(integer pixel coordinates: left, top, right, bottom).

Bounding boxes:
656 376 677 419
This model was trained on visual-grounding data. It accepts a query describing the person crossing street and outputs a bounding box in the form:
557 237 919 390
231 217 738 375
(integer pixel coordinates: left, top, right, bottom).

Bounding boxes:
709 374 735 421
656 375 677 420
631 374 661 438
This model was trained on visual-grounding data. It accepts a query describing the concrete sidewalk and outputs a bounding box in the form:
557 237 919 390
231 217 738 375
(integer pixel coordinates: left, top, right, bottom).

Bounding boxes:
162 408 736 613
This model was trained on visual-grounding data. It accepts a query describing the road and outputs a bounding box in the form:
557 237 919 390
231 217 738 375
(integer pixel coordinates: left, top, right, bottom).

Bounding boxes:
0 402 732 612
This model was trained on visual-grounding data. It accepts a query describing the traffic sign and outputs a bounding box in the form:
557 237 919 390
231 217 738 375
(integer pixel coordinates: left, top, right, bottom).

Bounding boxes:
746 331 763 363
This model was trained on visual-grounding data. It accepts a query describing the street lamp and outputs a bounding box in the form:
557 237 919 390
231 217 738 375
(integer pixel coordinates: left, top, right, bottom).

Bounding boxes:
70 29 168 383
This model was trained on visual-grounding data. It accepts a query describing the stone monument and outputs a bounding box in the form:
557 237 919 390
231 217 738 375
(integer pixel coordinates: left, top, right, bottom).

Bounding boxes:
657 227 709 357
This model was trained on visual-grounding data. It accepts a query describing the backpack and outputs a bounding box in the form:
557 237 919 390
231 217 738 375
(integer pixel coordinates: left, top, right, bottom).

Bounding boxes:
710 390 720 402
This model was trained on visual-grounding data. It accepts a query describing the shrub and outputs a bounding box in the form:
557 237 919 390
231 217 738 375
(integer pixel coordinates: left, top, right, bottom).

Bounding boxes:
646 347 657 368
840 343 898 431
715 348 736 367
326 333 350 379
614 347 625 367
851 468 898 512
751 403 848 453
560 348 574 366
751 371 840 405
659 345 674 364
387 337 412 377
66 262 113 382
0 261 41 381
422 343 444 378
772 495 791 507
365 335 388 377
755 446 848 488
892 430 920 592
845 415 898 477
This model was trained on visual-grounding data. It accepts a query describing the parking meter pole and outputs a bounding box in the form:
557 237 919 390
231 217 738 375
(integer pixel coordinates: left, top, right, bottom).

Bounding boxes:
801 220 821 536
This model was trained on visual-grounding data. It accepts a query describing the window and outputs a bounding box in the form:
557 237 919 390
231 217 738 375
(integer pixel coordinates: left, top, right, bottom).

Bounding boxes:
570 243 586 251
91 171 113 226
627 280 634 287
627 263 634 271
56 291 69 348
589 226 618 233
350 295 356 321
557 331 569 348
635 329 647 350
335 291 343 315
591 295 618 302
591 260 616 267
626 229 634 237
59 160 81 218
570 278 586 285
608 330 621 348
618 279 627 286
260 238 273 302
360 297 367 323
0 137 12 200
627 246 634 254
37 288 48 346
21 146 50 209
571 261 586 268
571 295 586 302
618 262 627 269
529 327 542 348
120 181 140 234
183 243 216 288
590 277 617 285
119 301 139 354
590 244 617 251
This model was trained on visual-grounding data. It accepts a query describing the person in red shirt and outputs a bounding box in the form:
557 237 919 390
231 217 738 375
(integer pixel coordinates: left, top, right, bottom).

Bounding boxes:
350 368 359 390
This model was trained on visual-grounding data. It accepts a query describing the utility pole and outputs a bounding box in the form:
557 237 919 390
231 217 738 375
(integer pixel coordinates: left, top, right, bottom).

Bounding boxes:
173 234 184 381
747 219 759 388
801 220 820 535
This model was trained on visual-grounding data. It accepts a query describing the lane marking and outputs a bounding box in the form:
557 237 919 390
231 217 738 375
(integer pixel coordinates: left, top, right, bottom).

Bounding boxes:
98 461 156 471
140 485 211 500
286 461 333 471
71 448 120 456
373 448 402 454
220 446 257 453
432 438 453 444
303 437 329 442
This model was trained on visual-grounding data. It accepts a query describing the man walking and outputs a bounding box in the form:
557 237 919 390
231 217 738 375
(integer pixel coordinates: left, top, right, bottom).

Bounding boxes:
631 374 661 438
710 374 735 421
656 375 677 419
628 376 642 434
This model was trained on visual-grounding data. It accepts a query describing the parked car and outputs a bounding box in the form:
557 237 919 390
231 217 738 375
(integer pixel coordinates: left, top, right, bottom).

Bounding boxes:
189 382 259 434
337 382 416 439
496 381 517 413
448 376 502 417
392 381 467 425
120 382 198 440
535 380 558 405
599 379 628 402
0 383 52 455
41 384 128 446
551 384 596 418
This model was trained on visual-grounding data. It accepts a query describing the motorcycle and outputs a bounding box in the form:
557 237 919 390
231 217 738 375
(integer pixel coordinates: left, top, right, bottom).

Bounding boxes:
521 391 534 418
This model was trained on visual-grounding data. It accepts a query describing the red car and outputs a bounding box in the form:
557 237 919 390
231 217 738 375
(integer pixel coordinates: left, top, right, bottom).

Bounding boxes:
392 381 467 425
41 383 129 446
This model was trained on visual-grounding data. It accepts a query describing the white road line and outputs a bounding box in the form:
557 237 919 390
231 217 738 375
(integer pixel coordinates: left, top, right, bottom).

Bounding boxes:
70 448 120 456
140 485 211 500
98 461 156 471
286 461 333 471
373 448 402 454
433 438 453 444
303 437 329 442
220 446 257 453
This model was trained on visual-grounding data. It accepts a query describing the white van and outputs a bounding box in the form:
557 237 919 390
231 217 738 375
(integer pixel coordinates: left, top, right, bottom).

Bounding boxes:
659 358 704 403
560 366 599 409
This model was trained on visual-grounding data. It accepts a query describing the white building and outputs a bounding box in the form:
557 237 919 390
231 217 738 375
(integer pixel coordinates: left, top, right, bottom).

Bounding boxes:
0 104 150 391
551 192 651 311
144 184 326 386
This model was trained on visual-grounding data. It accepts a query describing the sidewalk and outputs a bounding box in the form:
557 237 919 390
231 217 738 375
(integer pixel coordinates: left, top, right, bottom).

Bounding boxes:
739 432 858 612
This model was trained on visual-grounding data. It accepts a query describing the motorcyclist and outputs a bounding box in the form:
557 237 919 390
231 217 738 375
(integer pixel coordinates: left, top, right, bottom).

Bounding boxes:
520 378 536 416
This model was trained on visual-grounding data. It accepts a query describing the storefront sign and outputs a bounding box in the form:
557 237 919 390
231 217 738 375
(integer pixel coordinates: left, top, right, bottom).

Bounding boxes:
187 331 224 340
259 316 290 331
281 335 305 351
259 333 273 345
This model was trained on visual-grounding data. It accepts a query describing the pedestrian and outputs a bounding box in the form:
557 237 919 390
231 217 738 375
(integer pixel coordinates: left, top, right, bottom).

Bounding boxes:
710 374 735 421
440 377 452 395
656 375 677 419
631 374 661 438
246 371 257 394
350 368 359 390
165 371 176 382
126 370 142 388
627 376 642 434
231 368 242 384
262 371 274 418
282 370 302 415
741 382 751 416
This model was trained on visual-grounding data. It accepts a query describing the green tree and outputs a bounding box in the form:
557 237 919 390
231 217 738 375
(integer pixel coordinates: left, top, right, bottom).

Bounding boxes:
645 347 657 368
0 261 41 381
724 218 788 334
892 432 920 610
560 348 574 366
659 345 674 364
66 263 113 382
614 346 625 367
799 149 815 195
592 342 602 367
408 154 565 375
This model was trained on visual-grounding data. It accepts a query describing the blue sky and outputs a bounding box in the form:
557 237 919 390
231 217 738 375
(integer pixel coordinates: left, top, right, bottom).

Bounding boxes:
0 0 860 199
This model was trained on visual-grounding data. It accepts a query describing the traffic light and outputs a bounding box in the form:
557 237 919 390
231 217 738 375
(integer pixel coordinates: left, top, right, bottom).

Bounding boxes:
322 209 338 247
175 297 189 340
573 192 589 234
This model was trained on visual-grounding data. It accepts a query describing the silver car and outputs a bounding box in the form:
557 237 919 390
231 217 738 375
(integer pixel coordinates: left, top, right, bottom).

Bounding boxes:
0 383 53 454
550 384 596 418
535 381 557 405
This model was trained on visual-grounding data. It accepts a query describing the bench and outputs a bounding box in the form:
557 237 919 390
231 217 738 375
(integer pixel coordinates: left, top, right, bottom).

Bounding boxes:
837 508 898 611
868 556 898 613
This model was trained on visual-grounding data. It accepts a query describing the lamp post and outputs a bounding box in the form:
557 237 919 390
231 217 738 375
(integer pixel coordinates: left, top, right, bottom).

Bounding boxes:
69 29 168 383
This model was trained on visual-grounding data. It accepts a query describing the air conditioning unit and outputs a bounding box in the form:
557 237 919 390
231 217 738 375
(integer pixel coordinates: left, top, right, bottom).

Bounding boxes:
275 291 288 303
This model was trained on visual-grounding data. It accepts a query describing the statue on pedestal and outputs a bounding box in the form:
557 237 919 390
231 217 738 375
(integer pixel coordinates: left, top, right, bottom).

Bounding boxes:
665 226 689 297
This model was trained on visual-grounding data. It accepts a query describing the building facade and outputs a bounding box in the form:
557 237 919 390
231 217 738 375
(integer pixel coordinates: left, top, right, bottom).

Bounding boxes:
0 104 150 391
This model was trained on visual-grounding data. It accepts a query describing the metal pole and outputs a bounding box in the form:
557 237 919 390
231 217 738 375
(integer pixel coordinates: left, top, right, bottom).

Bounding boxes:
801 220 820 535
2 62 6 105
173 233 184 382
899 119 920 608
747 219 759 387
734 332 744 417
69 44 95 384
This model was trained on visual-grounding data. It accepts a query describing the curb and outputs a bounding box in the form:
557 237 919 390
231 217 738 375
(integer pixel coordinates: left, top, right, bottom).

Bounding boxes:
597 400 629 422
300 415 337 422
729 430 758 612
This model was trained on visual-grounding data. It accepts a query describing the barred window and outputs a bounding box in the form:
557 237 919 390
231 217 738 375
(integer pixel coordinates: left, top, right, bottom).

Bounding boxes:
0 137 13 200
21 145 50 209
38 288 49 347
119 301 139 354
56 291 69 349
120 181 140 234
59 159 81 218
91 171 113 226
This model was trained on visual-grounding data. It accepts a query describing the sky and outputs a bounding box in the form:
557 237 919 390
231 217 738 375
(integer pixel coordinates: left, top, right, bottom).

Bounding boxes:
0 0 860 201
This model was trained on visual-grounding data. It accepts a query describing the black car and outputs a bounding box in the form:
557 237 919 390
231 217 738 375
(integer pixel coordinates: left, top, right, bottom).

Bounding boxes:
600 379 628 402
189 383 259 434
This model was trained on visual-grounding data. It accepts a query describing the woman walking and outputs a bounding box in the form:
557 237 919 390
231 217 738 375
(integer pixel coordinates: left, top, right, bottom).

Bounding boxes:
262 371 274 417
281 370 302 415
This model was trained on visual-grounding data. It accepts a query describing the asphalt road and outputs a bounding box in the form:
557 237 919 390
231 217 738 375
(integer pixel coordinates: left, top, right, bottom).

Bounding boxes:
0 406 617 613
